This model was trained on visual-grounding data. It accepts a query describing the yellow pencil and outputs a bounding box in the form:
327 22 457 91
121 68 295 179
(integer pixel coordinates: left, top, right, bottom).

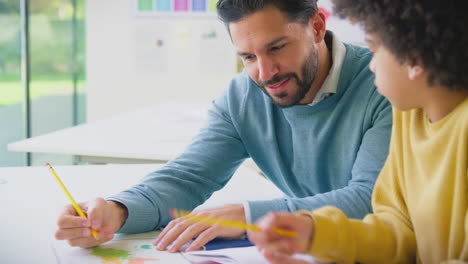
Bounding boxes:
46 163 99 240
170 209 298 238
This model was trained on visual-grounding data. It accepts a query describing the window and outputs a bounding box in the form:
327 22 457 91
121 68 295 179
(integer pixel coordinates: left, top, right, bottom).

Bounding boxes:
0 0 86 166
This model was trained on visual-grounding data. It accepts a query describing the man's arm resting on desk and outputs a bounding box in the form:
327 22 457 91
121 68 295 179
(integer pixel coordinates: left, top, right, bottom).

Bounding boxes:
55 199 129 248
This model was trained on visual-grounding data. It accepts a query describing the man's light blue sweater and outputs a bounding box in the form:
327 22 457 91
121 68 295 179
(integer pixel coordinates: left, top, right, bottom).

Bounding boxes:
110 43 392 234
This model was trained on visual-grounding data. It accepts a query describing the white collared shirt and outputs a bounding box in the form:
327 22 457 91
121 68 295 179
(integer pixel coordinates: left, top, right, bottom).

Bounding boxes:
309 32 346 105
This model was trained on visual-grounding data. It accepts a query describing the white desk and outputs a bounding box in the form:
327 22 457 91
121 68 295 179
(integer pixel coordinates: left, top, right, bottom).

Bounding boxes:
0 164 282 264
7 102 262 173
7 103 209 164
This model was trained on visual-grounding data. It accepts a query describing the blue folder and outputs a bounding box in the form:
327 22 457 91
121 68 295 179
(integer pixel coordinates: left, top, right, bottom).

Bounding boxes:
203 237 254 250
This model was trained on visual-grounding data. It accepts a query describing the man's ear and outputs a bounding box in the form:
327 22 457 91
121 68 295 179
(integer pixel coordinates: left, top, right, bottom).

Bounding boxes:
309 10 327 43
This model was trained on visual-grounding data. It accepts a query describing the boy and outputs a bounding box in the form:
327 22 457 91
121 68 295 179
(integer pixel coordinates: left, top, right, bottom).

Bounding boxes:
249 0 468 263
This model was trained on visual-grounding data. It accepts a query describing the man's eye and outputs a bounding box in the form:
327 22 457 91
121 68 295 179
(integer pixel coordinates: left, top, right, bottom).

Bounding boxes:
243 55 255 61
271 44 285 52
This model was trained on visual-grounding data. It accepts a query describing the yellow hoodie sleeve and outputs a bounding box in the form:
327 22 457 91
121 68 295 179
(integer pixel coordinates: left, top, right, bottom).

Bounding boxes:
301 136 417 263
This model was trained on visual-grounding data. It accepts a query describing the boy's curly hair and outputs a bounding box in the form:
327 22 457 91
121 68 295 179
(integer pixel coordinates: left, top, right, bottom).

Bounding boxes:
332 0 468 91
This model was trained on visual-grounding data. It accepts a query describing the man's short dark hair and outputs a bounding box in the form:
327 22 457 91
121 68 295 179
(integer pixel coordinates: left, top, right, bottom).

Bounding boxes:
217 0 318 25
332 0 468 92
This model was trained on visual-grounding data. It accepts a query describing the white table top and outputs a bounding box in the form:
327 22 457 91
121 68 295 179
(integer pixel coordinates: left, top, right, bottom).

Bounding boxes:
0 164 282 264
7 102 209 162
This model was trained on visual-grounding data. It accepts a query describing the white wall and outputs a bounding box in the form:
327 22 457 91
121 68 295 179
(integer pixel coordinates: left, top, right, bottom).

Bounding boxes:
86 0 364 121
86 0 236 121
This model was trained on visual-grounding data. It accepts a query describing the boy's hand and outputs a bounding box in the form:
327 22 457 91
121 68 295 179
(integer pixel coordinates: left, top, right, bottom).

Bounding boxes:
249 212 315 258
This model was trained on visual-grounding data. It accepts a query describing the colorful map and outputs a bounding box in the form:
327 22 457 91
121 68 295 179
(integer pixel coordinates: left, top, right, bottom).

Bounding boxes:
53 236 190 264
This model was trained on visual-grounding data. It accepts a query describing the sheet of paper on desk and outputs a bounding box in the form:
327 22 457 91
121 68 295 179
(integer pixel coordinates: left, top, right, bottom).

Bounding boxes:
52 231 190 264
52 230 318 264
184 246 268 264
184 246 319 264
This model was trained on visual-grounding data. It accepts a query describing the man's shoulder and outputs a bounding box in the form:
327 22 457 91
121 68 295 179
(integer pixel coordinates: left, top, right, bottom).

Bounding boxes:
336 44 390 110
343 43 372 60
224 70 266 101
215 70 270 115
229 70 253 90
336 43 374 91
342 43 373 71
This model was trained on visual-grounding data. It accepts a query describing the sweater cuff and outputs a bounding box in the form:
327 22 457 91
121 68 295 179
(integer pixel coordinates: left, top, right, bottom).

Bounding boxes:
246 199 290 223
298 207 341 263
107 192 160 234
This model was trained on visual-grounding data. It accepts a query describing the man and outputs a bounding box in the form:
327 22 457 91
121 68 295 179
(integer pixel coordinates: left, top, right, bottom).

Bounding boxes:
55 0 391 252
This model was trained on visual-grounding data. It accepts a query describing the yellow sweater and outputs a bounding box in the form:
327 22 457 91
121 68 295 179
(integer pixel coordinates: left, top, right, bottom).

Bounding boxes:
306 99 468 264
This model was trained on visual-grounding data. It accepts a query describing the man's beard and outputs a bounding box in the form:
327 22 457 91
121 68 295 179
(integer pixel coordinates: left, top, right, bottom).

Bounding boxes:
257 46 319 107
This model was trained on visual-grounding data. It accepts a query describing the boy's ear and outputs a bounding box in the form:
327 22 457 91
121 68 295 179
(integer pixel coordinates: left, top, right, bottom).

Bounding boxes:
407 64 425 80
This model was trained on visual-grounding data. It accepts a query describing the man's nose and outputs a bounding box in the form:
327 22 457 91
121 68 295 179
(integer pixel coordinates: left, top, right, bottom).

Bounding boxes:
258 57 279 83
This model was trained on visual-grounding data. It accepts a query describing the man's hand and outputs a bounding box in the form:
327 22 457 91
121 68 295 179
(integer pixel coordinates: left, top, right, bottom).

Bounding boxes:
153 204 246 252
249 212 315 261
54 198 128 248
